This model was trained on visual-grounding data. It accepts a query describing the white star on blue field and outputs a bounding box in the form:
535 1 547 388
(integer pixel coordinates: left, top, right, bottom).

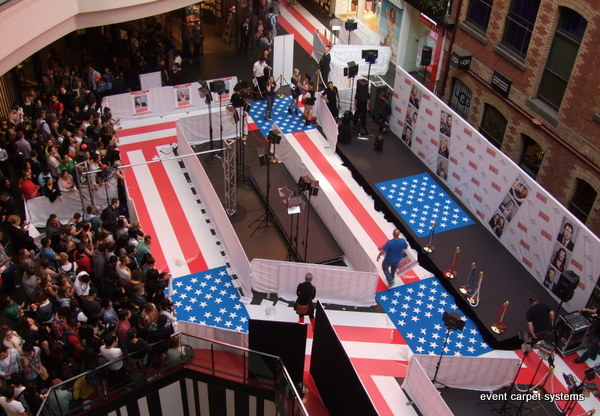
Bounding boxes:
249 96 315 136
377 277 491 357
170 266 249 333
375 173 474 237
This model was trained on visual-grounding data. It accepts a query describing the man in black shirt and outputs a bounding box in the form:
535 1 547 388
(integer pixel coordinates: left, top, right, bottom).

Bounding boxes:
321 81 339 120
101 198 120 235
526 295 554 342
319 46 331 84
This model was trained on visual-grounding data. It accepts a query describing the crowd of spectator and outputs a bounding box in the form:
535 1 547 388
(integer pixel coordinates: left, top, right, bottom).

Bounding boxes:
0 18 192 416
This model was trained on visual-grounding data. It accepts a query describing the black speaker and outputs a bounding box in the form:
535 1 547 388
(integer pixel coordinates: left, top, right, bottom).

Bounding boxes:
345 19 358 31
210 80 227 94
369 81 388 114
356 79 369 101
420 46 433 67
343 61 359 78
374 135 384 151
338 111 353 143
553 270 580 302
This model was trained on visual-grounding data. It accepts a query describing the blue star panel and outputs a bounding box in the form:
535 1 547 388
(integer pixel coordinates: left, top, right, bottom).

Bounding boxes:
249 96 315 137
377 277 491 357
170 266 249 333
375 173 474 237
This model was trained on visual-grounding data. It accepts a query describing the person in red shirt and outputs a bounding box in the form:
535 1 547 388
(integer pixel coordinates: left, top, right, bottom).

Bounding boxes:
116 308 131 347
66 318 86 362
48 95 64 119
18 171 39 200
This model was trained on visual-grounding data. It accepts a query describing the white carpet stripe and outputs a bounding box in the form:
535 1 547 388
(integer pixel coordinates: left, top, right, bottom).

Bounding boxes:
371 375 419 416
118 128 177 145
287 2 330 36
304 338 410 361
158 145 225 270
127 149 191 278
280 7 313 43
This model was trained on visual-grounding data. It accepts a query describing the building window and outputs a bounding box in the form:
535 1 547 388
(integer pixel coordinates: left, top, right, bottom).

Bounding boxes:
449 78 472 119
466 0 494 33
500 0 540 58
569 179 596 224
537 8 587 109
518 135 544 179
479 104 507 148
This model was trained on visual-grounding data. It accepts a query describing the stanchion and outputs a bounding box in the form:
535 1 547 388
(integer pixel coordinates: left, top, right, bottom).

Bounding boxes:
491 301 510 334
443 246 460 279
466 271 483 307
422 221 437 253
460 262 476 295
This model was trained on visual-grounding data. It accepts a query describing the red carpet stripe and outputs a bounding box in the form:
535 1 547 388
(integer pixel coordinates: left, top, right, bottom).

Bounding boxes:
352 358 408 378
120 151 169 272
328 325 406 345
282 1 319 39
292 131 389 290
514 350 588 412
359 374 395 416
139 145 209 274
292 132 387 246
278 15 313 54
118 121 177 137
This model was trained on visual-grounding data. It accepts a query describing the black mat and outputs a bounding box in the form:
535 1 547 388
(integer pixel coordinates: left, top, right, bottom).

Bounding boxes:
247 134 344 265
336 133 560 350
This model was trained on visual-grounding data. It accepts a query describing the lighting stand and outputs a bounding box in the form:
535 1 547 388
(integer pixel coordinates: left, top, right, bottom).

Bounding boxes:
488 335 531 415
515 341 555 415
218 90 225 155
249 147 277 236
432 311 465 388
198 82 214 151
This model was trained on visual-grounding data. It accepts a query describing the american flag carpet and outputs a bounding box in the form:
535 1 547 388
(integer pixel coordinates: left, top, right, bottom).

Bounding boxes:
375 173 474 237
377 277 491 357
249 96 314 136
170 266 250 332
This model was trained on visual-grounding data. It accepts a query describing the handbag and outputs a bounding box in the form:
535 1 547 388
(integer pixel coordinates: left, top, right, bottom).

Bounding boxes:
38 364 49 381
295 303 309 315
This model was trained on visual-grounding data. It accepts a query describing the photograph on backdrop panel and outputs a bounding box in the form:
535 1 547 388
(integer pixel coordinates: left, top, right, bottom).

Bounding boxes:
498 193 518 222
401 124 413 147
436 156 448 180
438 136 449 159
550 243 570 273
408 85 421 109
405 104 418 126
509 176 529 206
489 211 507 238
543 266 559 291
556 217 578 252
440 111 452 137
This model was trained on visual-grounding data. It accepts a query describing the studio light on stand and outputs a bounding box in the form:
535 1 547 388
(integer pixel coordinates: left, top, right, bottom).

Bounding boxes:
210 80 229 157
344 19 357 45
198 81 214 151
432 311 465 387
279 186 305 262
231 82 250 183
422 221 437 253
298 175 319 262
267 130 282 163
361 49 378 84
443 246 461 279
514 340 555 415
343 61 359 113
249 146 277 236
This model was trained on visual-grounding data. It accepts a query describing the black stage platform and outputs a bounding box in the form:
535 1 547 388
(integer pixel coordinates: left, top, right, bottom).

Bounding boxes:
248 143 344 265
336 133 560 350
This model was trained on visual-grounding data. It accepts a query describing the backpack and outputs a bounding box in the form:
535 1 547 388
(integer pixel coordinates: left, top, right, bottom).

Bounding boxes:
61 262 77 282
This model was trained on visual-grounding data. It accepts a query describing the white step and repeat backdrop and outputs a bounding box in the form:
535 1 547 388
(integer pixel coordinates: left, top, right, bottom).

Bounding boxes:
389 66 600 311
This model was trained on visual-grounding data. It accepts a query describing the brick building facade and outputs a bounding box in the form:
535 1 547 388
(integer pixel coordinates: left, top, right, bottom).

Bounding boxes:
438 0 600 236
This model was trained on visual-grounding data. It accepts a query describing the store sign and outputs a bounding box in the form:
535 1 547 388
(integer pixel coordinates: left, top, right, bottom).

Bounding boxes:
450 51 472 70
491 71 512 98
